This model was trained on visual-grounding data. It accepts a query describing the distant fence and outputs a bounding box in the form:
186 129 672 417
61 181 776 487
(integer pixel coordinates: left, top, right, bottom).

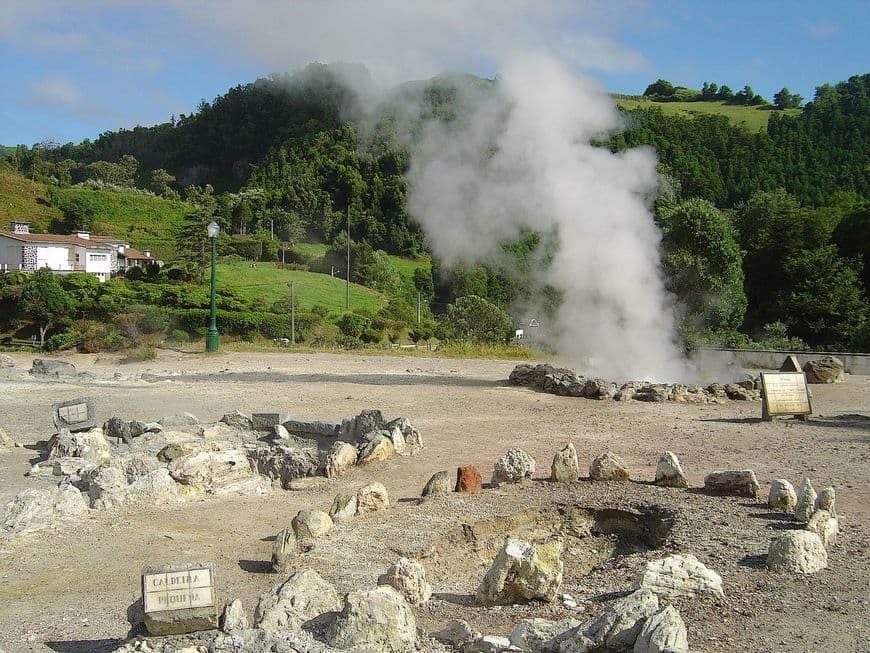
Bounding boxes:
697 348 870 375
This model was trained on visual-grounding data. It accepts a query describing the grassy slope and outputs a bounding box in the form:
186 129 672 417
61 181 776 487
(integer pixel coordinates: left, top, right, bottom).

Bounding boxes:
217 260 386 313
294 242 431 280
614 96 801 131
0 167 63 229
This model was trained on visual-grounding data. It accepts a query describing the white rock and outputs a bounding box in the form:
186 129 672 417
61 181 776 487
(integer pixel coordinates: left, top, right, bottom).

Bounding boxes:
126 468 180 507
388 425 407 455
585 589 659 651
768 479 797 513
815 486 836 517
654 452 687 488
633 554 724 599
3 484 88 535
794 478 817 523
767 530 828 573
633 605 688 653
221 598 248 632
510 618 577 652
378 557 432 605
551 443 580 482
291 510 334 540
433 619 481 648
476 538 563 606
492 448 536 484
87 466 130 509
254 569 341 632
324 441 357 478
158 412 204 436
329 493 358 523
464 635 521 652
48 428 111 464
167 449 254 492
385 417 423 453
356 481 389 514
326 585 416 653
589 452 630 481
806 510 839 548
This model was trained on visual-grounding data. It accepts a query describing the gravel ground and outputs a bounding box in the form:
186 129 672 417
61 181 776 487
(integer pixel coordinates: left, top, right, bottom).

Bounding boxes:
0 350 867 653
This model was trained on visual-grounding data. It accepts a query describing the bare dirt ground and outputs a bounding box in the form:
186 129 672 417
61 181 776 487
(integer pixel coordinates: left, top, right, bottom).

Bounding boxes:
0 350 868 653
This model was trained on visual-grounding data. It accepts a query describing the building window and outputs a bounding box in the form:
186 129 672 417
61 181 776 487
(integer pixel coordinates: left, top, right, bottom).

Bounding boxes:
89 254 108 261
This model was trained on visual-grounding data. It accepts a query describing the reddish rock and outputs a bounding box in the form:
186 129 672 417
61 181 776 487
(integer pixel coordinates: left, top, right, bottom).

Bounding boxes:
455 465 482 493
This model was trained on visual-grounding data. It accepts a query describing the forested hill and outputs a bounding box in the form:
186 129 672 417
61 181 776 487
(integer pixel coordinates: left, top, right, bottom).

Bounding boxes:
3 66 869 349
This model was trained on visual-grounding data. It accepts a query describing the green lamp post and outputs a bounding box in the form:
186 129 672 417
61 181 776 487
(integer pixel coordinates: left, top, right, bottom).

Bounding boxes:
206 220 220 352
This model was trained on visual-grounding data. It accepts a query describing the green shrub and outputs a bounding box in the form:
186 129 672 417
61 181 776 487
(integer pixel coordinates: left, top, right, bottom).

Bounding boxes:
361 328 383 344
125 345 156 361
338 335 363 349
336 312 371 338
167 329 189 343
441 295 513 344
126 266 145 281
43 331 74 352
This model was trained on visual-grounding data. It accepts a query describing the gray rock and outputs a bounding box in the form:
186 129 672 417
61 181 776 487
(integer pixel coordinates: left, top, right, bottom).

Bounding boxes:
583 378 617 400
251 412 290 431
324 441 357 478
633 605 688 653
326 585 416 653
87 466 129 509
282 419 340 437
585 589 659 651
271 528 297 575
291 510 334 540
340 409 385 441
158 413 204 436
31 358 76 376
329 493 358 523
143 605 218 636
0 354 15 368
422 471 454 497
510 618 576 652
551 443 580 482
815 486 836 517
129 421 162 437
220 598 248 633
385 417 423 453
589 452 630 481
476 538 563 606
377 557 432 605
357 431 396 465
803 356 845 383
3 483 88 534
52 397 97 432
48 428 111 464
654 452 687 488
703 469 760 498
254 569 341 632
51 456 90 477
806 509 839 548
795 478 817 523
220 410 253 431
433 619 481 648
633 554 724 599
167 449 254 493
492 448 536 484
768 479 797 513
247 442 319 488
767 530 828 573
103 417 132 443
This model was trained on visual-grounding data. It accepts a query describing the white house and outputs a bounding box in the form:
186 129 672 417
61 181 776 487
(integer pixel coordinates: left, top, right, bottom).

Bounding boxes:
0 221 159 282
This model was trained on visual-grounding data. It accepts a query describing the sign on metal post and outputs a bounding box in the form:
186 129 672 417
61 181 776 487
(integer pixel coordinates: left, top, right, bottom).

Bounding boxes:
760 372 812 421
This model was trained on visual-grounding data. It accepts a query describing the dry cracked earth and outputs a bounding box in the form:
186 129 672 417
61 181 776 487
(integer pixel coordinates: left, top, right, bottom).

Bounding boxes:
0 350 868 653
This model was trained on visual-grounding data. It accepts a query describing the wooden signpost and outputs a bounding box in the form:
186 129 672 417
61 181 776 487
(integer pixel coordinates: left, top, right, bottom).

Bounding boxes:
760 372 812 421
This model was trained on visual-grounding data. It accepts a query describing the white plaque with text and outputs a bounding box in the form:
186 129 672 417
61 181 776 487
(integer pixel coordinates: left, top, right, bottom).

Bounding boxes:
142 566 214 613
761 372 812 420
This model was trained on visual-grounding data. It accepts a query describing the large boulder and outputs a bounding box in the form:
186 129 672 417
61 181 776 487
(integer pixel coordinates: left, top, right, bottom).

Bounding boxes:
633 605 689 653
103 417 132 443
475 538 563 606
329 493 358 523
385 417 423 453
422 471 453 498
125 468 180 507
633 554 724 599
291 510 334 540
168 450 254 493
767 530 828 573
654 452 688 488
48 429 111 464
589 452 630 481
324 441 357 478
247 442 319 488
583 589 659 652
492 448 536 484
803 356 845 383
703 469 760 498
357 432 396 465
340 409 385 440
221 598 248 633
3 484 88 535
158 413 204 436
357 482 389 514
794 478 817 523
87 466 130 509
30 358 76 376
254 569 341 632
326 586 417 653
768 479 797 513
377 557 432 605
219 410 253 431
806 510 839 548
551 443 580 482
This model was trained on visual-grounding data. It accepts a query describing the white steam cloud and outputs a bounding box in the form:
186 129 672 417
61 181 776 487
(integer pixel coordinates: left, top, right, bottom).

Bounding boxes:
172 1 694 380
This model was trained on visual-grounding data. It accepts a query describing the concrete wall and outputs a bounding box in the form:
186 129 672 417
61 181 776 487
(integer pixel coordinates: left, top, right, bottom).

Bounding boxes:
84 250 112 281
698 348 870 375
0 237 23 269
36 245 73 271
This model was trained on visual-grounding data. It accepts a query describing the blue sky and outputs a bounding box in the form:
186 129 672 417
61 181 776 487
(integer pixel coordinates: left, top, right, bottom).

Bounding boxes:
1 0 867 146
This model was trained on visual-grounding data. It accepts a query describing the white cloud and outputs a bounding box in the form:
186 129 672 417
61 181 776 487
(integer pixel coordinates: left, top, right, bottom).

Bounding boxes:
30 74 84 108
803 19 839 40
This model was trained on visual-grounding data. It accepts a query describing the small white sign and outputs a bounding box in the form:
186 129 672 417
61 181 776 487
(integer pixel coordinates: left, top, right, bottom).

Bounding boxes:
142 567 214 613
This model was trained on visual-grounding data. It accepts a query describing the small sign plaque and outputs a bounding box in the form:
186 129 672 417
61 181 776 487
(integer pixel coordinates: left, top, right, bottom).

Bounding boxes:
52 397 97 432
761 372 812 421
142 566 214 613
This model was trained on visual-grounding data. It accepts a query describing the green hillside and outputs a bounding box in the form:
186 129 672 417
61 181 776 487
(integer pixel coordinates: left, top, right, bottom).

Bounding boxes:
614 96 801 131
0 146 15 160
294 242 431 281
0 167 63 228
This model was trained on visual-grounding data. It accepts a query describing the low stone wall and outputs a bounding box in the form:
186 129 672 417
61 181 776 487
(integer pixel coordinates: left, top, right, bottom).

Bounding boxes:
697 348 870 375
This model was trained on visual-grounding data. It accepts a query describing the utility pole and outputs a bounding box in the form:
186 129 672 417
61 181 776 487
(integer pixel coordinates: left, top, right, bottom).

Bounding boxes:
416 292 421 325
289 281 295 345
269 218 274 240
345 206 350 311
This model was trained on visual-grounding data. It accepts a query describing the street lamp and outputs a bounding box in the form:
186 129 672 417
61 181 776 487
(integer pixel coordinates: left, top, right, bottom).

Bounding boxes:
206 220 220 352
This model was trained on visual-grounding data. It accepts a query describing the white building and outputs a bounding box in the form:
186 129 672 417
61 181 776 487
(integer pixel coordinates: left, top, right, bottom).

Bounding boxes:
0 221 159 282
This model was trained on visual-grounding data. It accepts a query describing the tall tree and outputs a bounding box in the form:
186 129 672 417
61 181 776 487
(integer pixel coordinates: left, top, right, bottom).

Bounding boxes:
20 268 75 345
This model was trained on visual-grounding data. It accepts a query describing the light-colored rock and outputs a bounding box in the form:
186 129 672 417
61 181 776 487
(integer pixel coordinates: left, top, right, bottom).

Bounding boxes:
3 484 88 534
324 441 357 478
378 557 432 605
219 410 253 431
476 538 563 606
48 428 111 464
87 465 130 509
803 356 845 383
158 412 204 436
0 354 15 368
271 528 297 575
795 478 817 523
585 589 659 651
767 530 828 573
326 585 417 653
510 618 576 652
221 598 248 633
768 479 797 513
329 493 358 523
286 476 327 491
433 619 481 648
422 471 453 497
589 452 630 481
52 456 90 477
654 452 688 488
634 554 724 599
356 481 389 514
143 606 218 636
254 569 341 632
492 448 536 484
464 635 520 652
633 605 688 653
126 469 180 507
703 469 760 498
168 449 254 492
806 510 839 548
273 424 291 440
551 443 580 482
291 510 334 540
357 433 396 465
815 486 836 517
388 425 407 455
0 425 15 449
385 417 423 453
120 452 163 482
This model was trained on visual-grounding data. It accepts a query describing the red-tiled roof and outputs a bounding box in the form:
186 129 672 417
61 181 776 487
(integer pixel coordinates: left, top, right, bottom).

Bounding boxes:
121 247 153 260
0 230 114 249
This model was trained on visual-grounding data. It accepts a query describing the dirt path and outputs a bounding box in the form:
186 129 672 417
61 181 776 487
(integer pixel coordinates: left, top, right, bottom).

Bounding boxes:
0 350 867 652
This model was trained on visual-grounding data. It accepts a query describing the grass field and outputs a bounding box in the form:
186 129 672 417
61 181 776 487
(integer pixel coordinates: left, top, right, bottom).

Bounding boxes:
0 168 63 229
217 260 386 313
294 242 431 280
614 96 801 132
